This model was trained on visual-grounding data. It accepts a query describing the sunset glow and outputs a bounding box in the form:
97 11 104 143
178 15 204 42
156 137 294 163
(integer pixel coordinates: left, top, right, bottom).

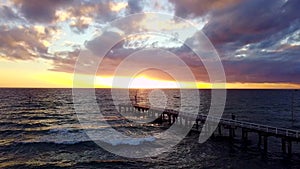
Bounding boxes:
0 0 299 89
1 57 299 89
128 76 178 89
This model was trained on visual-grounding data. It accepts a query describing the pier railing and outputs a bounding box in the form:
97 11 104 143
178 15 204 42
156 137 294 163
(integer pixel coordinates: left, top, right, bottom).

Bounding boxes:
195 113 300 138
118 104 300 155
119 104 300 139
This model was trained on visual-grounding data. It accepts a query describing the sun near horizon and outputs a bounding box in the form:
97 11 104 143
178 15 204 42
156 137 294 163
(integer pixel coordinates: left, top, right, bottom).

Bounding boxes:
0 59 298 89
1 60 300 89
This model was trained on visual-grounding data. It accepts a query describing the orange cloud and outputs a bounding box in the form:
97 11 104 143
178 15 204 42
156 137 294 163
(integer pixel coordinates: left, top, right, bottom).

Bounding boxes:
109 2 128 12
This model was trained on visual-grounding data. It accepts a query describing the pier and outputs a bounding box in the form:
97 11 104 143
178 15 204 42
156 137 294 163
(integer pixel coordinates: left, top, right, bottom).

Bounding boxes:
118 104 300 156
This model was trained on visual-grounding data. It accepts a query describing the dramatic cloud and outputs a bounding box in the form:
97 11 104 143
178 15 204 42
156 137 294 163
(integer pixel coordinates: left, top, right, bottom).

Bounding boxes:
67 1 116 33
169 0 241 18
85 31 123 56
0 5 21 21
13 0 73 23
10 0 131 32
203 0 300 47
1 0 300 85
0 25 58 60
223 56 300 83
49 49 79 73
127 0 143 14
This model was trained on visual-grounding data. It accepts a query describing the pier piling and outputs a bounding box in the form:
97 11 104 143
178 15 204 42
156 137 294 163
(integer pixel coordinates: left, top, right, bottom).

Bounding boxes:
124 104 300 156
288 140 292 156
263 135 268 153
218 126 222 136
282 138 286 154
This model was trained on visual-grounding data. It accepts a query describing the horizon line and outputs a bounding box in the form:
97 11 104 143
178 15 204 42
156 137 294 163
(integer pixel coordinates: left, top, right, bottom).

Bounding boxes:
0 87 299 90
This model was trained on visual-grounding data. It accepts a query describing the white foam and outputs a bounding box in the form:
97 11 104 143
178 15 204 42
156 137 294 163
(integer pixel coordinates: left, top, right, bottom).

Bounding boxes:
22 128 156 146
106 136 156 146
19 129 90 145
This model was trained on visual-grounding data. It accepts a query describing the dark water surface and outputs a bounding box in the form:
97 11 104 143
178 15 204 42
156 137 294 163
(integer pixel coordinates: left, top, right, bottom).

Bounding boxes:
1 88 300 168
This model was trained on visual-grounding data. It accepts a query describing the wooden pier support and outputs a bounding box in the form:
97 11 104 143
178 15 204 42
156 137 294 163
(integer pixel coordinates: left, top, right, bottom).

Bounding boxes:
287 140 292 156
168 114 172 125
242 128 248 141
258 133 262 147
281 138 292 156
282 138 286 154
263 135 268 153
218 125 222 136
229 127 235 139
127 104 300 156
172 115 177 124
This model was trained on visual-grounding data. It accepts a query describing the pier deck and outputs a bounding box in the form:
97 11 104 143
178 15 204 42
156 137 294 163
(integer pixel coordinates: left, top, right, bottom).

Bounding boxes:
118 104 300 155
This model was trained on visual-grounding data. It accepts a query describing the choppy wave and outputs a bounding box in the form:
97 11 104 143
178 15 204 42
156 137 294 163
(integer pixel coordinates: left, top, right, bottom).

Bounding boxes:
9 128 157 146
105 136 156 146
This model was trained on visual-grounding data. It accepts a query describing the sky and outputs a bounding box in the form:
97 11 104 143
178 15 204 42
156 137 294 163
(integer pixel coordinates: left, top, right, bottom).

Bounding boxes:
0 0 300 88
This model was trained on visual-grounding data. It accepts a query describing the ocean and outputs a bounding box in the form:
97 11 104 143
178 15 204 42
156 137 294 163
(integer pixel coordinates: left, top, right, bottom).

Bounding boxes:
1 88 300 168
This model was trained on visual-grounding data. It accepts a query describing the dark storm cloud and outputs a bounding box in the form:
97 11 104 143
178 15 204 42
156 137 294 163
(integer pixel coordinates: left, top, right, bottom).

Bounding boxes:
49 48 125 76
203 0 300 47
169 0 241 18
13 0 73 23
85 31 124 56
166 45 300 83
127 0 143 14
69 0 116 31
69 0 146 33
6 0 146 33
0 26 56 60
0 5 21 21
50 30 127 74
223 55 300 83
12 0 146 30
169 0 300 84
